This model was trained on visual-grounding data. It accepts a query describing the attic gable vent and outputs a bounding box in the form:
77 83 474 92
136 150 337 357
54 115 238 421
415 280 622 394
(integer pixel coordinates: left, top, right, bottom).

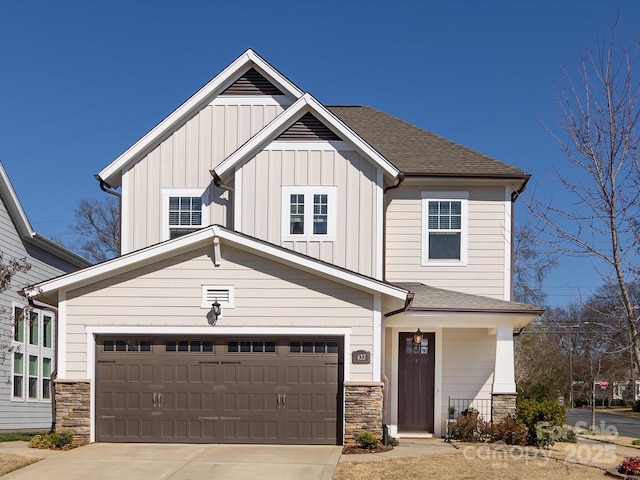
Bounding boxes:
200 285 235 309
220 68 285 96
277 113 342 141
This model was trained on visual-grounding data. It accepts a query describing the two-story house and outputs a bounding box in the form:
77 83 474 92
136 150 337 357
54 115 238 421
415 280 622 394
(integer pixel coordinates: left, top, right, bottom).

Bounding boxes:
0 161 90 431
28 50 542 445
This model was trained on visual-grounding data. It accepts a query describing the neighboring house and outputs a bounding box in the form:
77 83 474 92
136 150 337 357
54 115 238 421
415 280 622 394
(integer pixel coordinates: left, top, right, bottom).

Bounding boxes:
612 379 640 402
0 161 90 431
28 50 543 445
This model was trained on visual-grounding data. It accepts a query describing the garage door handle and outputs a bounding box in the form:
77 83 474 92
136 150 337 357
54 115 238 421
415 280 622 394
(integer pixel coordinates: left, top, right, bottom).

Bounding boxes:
158 393 162 407
283 394 287 406
277 394 282 406
152 392 158 407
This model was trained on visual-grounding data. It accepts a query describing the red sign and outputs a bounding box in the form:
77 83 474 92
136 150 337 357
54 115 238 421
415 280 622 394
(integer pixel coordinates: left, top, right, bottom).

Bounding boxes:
600 379 608 389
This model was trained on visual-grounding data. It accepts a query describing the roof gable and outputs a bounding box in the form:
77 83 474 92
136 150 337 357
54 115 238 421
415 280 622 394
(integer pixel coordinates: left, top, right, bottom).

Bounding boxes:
98 49 304 187
214 94 400 180
28 225 408 304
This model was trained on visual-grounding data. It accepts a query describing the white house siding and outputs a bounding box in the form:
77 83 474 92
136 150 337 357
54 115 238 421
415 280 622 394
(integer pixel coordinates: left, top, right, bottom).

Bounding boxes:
122 101 285 253
0 196 79 430
61 243 375 382
238 146 380 278
440 328 494 430
385 185 507 299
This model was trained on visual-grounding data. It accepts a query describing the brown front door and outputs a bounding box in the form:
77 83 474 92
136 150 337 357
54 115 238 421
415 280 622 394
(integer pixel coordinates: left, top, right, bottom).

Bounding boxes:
398 332 435 432
95 336 342 444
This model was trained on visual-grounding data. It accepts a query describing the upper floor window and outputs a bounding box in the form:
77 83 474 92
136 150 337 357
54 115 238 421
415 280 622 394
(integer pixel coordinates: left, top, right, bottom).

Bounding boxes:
421 191 468 265
162 188 208 240
12 305 53 403
282 186 336 240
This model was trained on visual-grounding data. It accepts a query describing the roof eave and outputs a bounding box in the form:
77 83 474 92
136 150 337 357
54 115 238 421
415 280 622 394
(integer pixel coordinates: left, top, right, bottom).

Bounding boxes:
402 172 531 180
408 306 544 315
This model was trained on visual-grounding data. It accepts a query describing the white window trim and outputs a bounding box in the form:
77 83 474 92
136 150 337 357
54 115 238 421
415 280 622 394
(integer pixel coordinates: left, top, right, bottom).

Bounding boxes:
161 188 209 241
421 191 469 266
200 285 235 310
10 303 53 403
281 186 337 241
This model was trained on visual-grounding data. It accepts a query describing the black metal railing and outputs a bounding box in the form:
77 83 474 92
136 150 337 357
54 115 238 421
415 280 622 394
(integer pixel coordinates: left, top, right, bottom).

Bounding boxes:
447 397 491 421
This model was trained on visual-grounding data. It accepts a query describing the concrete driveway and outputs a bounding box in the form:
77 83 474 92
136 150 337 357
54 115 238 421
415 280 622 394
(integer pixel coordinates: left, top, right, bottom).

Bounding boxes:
2 443 342 480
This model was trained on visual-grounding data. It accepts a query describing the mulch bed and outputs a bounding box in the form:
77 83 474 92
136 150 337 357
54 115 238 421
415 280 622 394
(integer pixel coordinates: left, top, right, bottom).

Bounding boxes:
342 444 394 454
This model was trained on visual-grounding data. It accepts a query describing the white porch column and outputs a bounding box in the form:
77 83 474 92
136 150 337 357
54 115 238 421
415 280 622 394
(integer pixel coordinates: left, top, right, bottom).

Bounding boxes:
492 325 516 393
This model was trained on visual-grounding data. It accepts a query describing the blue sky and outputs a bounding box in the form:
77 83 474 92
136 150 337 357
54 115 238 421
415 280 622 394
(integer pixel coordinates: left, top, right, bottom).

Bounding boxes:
1 0 638 307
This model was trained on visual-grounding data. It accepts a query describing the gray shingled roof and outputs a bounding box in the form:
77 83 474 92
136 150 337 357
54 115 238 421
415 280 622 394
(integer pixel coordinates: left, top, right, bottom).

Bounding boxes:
328 106 530 178
395 283 543 314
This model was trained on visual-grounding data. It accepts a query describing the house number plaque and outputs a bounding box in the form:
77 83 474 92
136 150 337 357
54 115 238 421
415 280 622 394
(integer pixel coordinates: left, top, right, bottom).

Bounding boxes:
352 350 370 364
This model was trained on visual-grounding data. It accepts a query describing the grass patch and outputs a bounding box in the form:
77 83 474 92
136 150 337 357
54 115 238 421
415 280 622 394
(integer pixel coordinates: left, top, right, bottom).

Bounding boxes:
0 453 40 476
0 432 45 443
632 439 640 446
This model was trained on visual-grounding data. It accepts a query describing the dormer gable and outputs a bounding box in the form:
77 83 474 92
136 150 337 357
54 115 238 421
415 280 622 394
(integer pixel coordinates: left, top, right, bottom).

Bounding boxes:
214 93 400 182
276 113 342 141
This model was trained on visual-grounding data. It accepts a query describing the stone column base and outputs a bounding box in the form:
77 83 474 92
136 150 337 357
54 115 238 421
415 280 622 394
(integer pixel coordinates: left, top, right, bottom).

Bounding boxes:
344 382 383 445
54 379 91 446
491 393 517 422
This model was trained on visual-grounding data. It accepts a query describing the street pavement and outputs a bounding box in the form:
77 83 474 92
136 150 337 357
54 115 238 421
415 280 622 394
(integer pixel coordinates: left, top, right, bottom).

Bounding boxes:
566 408 640 438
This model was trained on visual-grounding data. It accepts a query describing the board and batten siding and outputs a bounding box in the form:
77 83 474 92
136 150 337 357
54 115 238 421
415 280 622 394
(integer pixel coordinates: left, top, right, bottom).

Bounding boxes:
0 195 80 431
440 328 494 429
61 243 375 381
385 185 507 299
122 101 286 253
238 145 380 278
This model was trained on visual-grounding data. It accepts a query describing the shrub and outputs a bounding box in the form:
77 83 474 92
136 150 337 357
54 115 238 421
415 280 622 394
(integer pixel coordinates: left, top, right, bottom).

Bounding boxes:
632 439 640 446
557 428 577 443
633 400 640 413
388 436 400 447
516 399 566 447
356 431 379 450
618 456 640 476
610 399 625 407
449 413 491 442
491 416 527 445
29 431 74 450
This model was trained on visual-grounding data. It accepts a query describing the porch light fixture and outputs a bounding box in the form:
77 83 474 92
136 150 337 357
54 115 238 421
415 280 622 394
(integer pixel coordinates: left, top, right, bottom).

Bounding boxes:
413 328 423 346
211 300 222 324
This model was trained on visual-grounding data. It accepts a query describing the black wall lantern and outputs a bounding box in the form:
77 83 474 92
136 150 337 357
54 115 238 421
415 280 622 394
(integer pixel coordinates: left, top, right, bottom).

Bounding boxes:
211 300 222 324
413 328 423 346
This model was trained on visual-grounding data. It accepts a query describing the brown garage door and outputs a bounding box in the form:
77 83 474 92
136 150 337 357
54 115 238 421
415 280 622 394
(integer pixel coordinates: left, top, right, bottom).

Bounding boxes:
95 336 343 444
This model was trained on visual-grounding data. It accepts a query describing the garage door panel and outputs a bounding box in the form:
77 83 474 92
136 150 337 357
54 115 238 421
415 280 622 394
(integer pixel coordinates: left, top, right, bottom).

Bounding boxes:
96 336 342 444
203 393 216 410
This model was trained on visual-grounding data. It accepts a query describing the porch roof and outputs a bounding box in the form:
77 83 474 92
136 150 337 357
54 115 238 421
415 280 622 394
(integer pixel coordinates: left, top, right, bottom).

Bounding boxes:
395 283 544 315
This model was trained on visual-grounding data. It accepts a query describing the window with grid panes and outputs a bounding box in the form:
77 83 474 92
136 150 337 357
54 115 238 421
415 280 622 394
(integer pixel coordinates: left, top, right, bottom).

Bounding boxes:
11 305 53 402
282 187 336 240
421 192 468 264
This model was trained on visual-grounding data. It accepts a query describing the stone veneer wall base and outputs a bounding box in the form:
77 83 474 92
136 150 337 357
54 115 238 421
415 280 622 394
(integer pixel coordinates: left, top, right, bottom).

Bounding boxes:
491 393 517 422
54 380 91 446
344 382 383 445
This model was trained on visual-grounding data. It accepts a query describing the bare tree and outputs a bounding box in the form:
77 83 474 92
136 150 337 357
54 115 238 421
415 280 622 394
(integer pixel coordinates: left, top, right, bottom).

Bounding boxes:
70 197 120 263
513 223 557 305
529 22 640 375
